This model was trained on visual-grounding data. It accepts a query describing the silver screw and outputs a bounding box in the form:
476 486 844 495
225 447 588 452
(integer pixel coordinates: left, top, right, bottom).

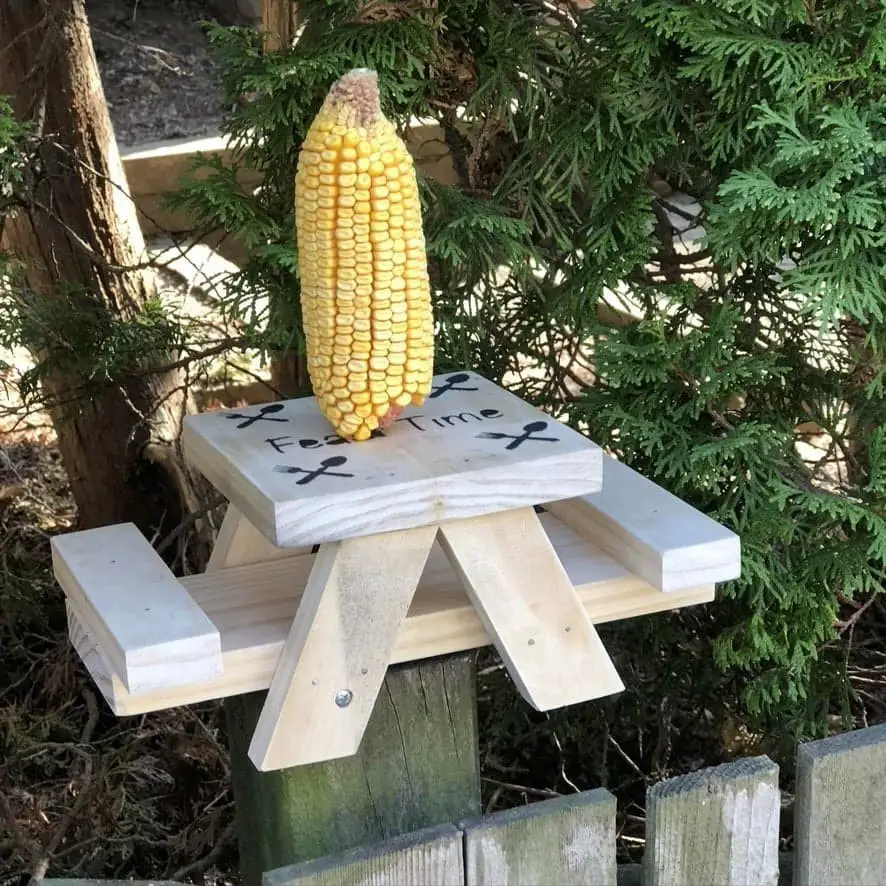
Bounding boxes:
564 625 571 633
528 638 536 646
311 678 319 686
360 667 368 675
334 689 353 708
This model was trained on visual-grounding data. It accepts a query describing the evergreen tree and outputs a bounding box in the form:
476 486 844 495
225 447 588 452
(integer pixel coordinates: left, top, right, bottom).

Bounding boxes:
0 1 213 559
135 0 886 739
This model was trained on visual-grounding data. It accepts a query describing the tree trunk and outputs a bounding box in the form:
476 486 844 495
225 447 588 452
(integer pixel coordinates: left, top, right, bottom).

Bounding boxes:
261 0 297 51
261 0 309 399
0 0 212 562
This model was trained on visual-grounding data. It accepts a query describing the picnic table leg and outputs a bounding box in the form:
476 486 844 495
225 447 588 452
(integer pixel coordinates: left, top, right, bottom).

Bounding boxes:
224 652 481 886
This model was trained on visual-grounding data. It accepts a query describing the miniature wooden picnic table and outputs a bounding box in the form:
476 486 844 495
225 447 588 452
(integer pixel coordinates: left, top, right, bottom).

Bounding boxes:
51 369 740 775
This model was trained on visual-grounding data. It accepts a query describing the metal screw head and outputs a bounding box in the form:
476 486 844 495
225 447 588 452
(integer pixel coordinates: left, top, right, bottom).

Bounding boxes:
334 689 353 708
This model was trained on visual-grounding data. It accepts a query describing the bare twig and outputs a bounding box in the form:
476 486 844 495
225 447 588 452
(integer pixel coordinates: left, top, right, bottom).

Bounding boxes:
547 719 581 793
0 779 41 858
26 688 100 884
140 337 249 377
185 708 231 768
607 734 646 780
222 356 284 399
89 27 188 74
837 595 879 635
480 777 561 799
170 820 236 881
153 492 226 556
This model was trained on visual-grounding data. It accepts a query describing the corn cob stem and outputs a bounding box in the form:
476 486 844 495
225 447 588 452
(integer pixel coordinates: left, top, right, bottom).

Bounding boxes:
295 69 434 441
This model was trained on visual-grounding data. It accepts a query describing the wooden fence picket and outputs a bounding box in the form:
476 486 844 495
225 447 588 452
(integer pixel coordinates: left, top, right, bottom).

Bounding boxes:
47 724 886 885
644 755 780 886
460 788 617 886
793 722 886 886
262 823 464 886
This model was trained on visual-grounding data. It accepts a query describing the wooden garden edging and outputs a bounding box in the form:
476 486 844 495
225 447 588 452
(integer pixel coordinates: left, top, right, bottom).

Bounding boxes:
119 121 457 240
45 723 886 885
260 722 886 886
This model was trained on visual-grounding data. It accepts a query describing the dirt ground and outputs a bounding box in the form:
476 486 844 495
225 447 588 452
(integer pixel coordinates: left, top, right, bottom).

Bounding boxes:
87 0 248 146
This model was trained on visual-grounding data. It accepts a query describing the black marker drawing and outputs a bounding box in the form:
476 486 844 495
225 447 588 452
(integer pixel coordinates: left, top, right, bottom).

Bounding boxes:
295 435 348 449
274 456 354 485
266 435 296 453
429 372 478 399
476 420 559 451
227 403 288 429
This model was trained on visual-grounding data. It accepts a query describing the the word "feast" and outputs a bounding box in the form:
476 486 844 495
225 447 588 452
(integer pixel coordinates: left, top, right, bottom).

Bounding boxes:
264 407 504 453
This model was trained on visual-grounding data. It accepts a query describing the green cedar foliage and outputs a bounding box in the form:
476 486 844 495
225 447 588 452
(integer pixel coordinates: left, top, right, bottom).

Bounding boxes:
0 96 28 382
168 0 886 741
0 97 25 211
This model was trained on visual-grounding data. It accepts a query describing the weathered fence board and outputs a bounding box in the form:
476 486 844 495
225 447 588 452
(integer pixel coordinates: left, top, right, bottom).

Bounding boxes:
45 882 186 886
263 823 464 886
794 722 886 886
645 756 780 886
50 724 886 885
460 788 616 886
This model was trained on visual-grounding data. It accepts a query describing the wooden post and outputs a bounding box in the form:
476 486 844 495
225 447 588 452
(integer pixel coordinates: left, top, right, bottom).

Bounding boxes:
210 503 480 886
259 0 307 399
225 655 481 886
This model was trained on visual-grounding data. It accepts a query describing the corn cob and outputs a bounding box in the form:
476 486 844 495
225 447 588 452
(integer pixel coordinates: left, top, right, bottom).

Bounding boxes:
294 68 434 442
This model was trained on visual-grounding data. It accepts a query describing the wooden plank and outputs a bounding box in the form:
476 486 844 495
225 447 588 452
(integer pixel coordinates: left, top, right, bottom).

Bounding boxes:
263 822 464 886
228 656 480 886
406 122 459 186
121 134 263 234
65 596 128 715
794 723 886 886
545 455 740 592
645 756 780 886
248 524 437 770
438 508 623 710
132 194 201 236
51 523 222 695
182 370 603 547
120 123 452 201
64 513 714 715
207 505 310 571
460 789 616 886
120 133 263 197
44 881 187 886
121 121 457 236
